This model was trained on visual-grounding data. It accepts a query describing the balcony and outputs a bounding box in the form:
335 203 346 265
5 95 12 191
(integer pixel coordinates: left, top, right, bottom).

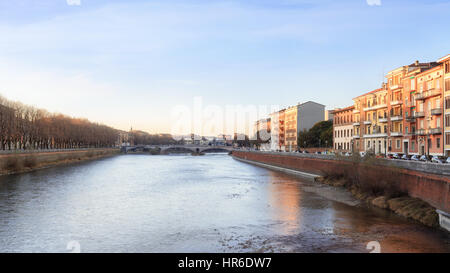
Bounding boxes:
414 111 425 118
353 122 360 126
416 129 426 135
363 133 388 138
363 120 372 125
414 88 442 100
431 108 442 115
363 103 387 112
390 131 403 137
429 128 442 135
390 100 403 106
405 115 416 122
353 109 360 114
353 135 360 139
390 84 403 90
390 115 403 121
378 117 388 123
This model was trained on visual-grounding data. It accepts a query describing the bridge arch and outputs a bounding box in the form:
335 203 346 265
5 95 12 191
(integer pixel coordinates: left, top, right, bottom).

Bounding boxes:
161 146 196 154
200 147 231 153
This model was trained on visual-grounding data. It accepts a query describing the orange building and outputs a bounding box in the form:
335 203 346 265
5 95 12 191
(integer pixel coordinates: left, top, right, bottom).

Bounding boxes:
413 64 445 156
385 61 438 155
352 87 388 154
439 54 450 156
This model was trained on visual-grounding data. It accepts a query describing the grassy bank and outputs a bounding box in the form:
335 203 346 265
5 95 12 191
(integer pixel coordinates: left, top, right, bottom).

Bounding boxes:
0 149 120 176
315 165 440 228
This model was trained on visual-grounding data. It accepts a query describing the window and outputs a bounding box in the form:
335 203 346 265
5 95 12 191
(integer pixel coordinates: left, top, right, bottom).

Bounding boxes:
396 140 401 149
445 96 450 109
437 138 440 149
446 79 450 91
411 79 416 90
446 115 450 127
437 117 441 128
446 133 450 145
411 141 415 150
436 79 440 89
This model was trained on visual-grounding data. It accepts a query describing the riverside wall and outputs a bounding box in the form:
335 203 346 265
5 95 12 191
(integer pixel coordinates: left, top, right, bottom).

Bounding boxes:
232 151 450 214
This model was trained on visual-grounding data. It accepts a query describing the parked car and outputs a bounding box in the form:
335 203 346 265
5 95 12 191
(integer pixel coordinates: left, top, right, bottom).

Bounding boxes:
446 157 450 164
302 150 309 154
431 156 445 164
392 153 402 160
344 152 352 157
410 155 420 161
401 154 411 160
315 151 322 155
419 155 432 162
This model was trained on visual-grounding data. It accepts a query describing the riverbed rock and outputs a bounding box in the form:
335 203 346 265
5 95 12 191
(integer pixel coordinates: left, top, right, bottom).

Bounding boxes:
372 196 389 209
387 197 439 227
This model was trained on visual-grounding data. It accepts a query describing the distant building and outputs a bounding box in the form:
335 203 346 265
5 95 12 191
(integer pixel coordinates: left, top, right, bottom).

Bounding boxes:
284 101 325 151
332 106 354 152
253 118 271 141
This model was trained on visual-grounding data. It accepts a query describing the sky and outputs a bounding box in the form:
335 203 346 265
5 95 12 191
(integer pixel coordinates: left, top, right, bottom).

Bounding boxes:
0 0 449 135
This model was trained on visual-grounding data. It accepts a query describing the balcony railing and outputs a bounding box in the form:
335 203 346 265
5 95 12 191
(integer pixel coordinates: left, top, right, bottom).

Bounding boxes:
405 115 416 122
416 129 426 135
363 120 372 125
414 88 442 100
353 135 360 139
353 122 360 126
378 117 388 123
414 111 425 118
390 100 403 106
431 108 442 115
429 128 442 135
390 84 403 90
390 115 403 121
390 131 403 137
362 103 387 112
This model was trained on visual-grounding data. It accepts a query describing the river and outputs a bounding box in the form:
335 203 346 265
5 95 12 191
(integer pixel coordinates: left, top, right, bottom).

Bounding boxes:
0 153 449 253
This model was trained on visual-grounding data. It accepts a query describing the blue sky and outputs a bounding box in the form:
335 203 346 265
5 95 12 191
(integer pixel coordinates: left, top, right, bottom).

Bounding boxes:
0 0 449 134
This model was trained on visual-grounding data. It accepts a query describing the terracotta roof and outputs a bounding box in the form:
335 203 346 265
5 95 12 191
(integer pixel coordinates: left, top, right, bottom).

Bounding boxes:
331 105 354 114
415 63 443 77
438 54 450 63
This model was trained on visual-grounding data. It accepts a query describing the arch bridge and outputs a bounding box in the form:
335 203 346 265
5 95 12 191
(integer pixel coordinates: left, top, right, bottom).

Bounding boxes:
121 145 233 154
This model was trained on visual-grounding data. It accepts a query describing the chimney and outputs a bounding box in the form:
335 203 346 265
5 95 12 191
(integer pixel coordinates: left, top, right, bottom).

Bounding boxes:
415 60 419 66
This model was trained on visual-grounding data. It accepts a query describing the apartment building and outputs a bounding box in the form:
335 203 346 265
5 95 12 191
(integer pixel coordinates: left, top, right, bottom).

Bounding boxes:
253 118 271 141
284 101 325 152
332 106 354 152
414 64 445 156
353 87 389 154
269 109 286 151
439 54 450 156
385 61 439 155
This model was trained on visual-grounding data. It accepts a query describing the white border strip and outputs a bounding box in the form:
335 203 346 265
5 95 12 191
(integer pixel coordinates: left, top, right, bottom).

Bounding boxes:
232 156 321 181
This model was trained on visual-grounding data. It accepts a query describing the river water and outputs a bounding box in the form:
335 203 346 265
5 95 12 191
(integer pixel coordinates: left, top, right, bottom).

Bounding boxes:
0 154 449 253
